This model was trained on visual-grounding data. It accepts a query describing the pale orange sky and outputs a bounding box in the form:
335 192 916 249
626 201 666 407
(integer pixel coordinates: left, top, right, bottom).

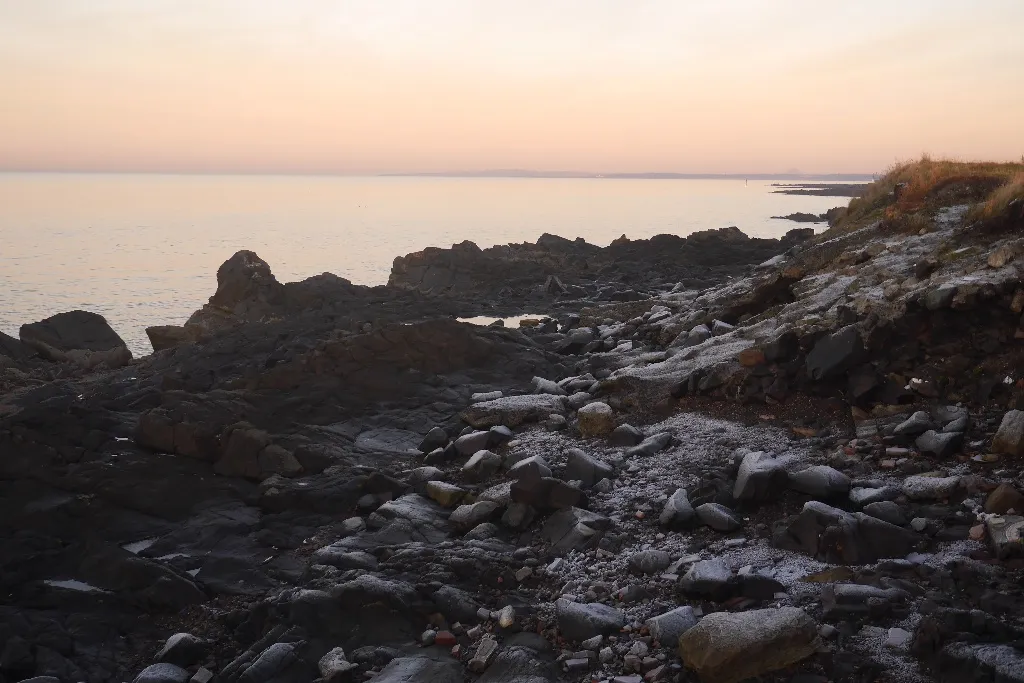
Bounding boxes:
2 0 1023 174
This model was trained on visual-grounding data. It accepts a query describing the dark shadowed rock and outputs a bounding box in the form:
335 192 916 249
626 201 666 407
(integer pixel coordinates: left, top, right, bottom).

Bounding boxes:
20 310 131 367
805 324 864 380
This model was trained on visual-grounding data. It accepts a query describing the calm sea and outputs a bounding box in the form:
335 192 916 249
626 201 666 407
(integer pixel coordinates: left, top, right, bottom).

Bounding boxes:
0 173 854 355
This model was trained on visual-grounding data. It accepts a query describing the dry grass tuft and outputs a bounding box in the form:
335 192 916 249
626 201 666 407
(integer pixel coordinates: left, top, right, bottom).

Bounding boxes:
970 171 1024 220
832 155 1024 234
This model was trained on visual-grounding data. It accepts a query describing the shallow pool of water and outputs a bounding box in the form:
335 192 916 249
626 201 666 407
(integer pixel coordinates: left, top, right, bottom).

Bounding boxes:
457 313 549 328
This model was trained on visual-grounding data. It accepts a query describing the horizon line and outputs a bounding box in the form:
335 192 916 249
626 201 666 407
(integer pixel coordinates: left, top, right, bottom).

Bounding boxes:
0 167 878 180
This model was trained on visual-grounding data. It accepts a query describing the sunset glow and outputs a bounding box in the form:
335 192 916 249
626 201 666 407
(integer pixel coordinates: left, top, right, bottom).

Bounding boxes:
3 0 1023 174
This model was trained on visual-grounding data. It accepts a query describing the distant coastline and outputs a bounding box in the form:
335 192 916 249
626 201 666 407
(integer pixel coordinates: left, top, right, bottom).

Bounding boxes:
381 169 876 180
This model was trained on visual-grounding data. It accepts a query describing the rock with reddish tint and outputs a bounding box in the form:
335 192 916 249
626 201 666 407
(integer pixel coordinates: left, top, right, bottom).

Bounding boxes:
434 631 458 647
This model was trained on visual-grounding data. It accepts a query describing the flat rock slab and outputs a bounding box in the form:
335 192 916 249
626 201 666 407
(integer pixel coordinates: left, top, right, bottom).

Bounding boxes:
354 428 422 454
462 394 566 428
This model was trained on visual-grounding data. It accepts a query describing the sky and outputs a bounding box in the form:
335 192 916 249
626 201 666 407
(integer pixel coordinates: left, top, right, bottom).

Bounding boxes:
1 0 1023 175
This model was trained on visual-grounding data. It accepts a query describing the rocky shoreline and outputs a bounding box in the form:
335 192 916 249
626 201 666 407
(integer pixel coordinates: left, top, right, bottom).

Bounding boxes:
1 174 1022 683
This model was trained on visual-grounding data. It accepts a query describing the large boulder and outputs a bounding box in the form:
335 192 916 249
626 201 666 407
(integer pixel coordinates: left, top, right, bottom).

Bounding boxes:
19 310 131 367
678 607 818 683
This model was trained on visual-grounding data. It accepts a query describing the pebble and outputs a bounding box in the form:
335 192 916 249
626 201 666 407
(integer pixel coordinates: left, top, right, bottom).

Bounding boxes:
910 517 928 532
497 605 515 628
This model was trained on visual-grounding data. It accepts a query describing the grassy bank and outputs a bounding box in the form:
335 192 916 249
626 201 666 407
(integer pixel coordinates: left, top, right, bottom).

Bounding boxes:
830 156 1024 234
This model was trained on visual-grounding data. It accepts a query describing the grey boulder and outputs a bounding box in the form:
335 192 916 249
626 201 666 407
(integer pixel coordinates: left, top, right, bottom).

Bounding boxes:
555 599 625 642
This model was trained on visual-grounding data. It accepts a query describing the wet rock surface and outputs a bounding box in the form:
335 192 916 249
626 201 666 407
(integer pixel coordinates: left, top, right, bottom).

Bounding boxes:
2 188 1023 683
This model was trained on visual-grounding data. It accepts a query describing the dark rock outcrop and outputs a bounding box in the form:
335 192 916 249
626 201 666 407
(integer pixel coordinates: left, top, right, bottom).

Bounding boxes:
20 310 131 368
